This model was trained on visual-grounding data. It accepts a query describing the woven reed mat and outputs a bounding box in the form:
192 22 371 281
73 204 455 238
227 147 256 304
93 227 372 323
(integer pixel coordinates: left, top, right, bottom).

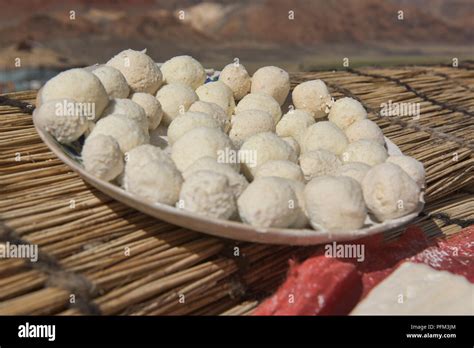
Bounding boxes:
0 64 473 315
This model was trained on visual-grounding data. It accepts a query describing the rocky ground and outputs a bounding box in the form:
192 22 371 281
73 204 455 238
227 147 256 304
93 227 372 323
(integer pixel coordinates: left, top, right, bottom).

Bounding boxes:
0 0 472 74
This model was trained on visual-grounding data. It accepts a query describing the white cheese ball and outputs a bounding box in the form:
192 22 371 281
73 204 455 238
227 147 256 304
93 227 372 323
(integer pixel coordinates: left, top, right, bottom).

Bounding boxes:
160 55 206 90
386 155 425 188
239 132 297 180
254 160 305 182
328 97 367 130
301 121 349 155
130 92 163 130
362 163 421 221
276 109 315 146
81 134 124 181
196 81 235 116
251 66 290 105
235 93 282 125
125 144 175 169
183 157 248 197
167 111 220 145
92 65 130 99
189 100 230 132
40 68 109 120
124 157 183 206
304 176 367 231
229 109 275 148
345 119 384 146
106 49 163 94
34 98 88 144
335 162 371 185
156 83 198 125
285 179 309 228
102 98 148 132
171 127 238 172
281 136 300 157
292 80 332 119
299 149 341 181
342 140 388 166
237 176 299 228
89 114 149 153
179 170 236 220
219 63 251 101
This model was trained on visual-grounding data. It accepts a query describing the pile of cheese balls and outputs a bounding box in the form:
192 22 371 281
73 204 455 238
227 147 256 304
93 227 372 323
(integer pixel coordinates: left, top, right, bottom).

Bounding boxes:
35 49 425 232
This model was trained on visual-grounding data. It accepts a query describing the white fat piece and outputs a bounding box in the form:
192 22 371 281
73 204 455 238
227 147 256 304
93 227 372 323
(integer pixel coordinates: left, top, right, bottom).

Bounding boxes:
351 262 473 315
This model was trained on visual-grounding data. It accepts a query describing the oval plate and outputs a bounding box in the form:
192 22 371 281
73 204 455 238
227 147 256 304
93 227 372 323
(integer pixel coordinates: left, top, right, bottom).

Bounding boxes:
33 112 424 246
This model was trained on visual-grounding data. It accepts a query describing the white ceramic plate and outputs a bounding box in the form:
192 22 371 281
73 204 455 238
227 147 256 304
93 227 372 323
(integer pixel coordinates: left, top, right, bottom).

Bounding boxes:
33 65 424 245
33 110 424 245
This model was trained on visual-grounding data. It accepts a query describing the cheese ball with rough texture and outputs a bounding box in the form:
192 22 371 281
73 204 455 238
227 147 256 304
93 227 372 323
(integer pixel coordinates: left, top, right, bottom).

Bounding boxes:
89 114 149 153
237 176 299 228
106 49 162 94
299 149 341 181
81 134 124 181
386 155 425 188
156 83 198 125
362 163 421 221
292 80 332 119
304 176 367 231
183 157 248 197
239 132 297 180
34 98 89 144
345 119 385 146
178 170 236 219
285 179 309 228
301 121 349 155
229 109 275 148
124 156 183 206
189 100 230 132
115 144 169 187
335 162 371 185
251 66 290 105
160 55 206 90
219 63 251 101
196 81 235 116
102 98 148 131
235 93 282 125
281 136 300 157
328 97 367 130
342 140 388 166
125 144 175 169
130 92 163 130
92 65 130 99
167 111 220 145
254 160 305 182
40 68 109 120
276 109 315 146
171 127 238 172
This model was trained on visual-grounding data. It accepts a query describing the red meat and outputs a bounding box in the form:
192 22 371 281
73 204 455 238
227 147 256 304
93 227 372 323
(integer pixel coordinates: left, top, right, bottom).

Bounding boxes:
253 257 362 316
253 225 473 316
410 226 474 281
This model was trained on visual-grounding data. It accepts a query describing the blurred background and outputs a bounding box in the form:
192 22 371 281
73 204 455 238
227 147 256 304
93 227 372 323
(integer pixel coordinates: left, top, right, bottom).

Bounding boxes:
0 0 473 92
